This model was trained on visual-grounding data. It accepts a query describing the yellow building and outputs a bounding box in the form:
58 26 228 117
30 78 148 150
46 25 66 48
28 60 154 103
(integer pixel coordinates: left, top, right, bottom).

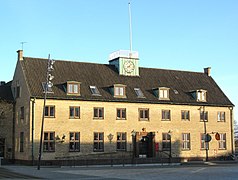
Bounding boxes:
9 50 234 165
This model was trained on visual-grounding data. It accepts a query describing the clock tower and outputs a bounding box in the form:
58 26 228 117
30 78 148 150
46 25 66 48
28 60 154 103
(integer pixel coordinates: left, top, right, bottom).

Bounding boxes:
109 50 139 76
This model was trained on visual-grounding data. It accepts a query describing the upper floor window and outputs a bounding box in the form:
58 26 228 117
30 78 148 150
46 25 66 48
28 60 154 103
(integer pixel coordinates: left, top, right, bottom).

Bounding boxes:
45 105 55 118
69 132 80 152
200 111 208 122
192 89 207 102
181 110 190 121
134 88 145 98
20 106 24 120
67 81 81 95
69 106 80 119
43 131 55 152
93 107 104 119
117 108 126 120
182 133 190 150
139 108 149 121
113 84 126 98
90 86 101 96
217 112 225 122
162 110 171 121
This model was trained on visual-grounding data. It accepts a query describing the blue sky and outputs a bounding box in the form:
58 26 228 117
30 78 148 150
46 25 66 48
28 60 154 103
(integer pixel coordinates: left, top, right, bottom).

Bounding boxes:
0 0 237 120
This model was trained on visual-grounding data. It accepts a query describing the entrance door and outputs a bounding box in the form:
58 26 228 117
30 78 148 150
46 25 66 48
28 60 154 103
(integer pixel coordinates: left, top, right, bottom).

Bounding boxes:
133 132 155 158
0 138 5 157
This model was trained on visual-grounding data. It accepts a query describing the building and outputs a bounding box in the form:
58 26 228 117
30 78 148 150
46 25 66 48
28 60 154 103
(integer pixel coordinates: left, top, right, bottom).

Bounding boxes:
8 49 235 165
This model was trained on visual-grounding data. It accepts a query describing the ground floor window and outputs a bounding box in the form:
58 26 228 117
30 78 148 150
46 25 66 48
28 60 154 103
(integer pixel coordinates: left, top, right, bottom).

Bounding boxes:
218 133 226 149
69 132 80 152
162 133 171 151
43 132 55 152
200 133 209 150
20 132 24 152
182 133 190 150
94 132 104 152
117 132 126 151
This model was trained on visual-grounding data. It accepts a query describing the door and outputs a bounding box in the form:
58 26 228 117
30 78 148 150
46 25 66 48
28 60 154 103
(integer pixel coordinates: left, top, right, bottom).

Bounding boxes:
0 138 5 157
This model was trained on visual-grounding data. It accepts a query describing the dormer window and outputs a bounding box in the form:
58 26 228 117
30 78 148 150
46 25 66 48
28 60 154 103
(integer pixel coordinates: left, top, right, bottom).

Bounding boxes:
67 81 81 95
113 84 126 98
90 86 101 96
197 90 207 102
159 87 170 100
134 88 145 98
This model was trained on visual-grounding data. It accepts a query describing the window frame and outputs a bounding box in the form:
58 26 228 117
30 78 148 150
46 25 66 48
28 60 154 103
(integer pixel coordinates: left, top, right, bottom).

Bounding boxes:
93 107 104 119
162 110 171 121
182 133 190 150
45 105 55 118
69 106 80 119
181 110 190 121
200 111 208 122
67 82 81 95
116 132 127 151
113 84 126 98
134 88 145 98
162 133 171 151
90 85 101 96
69 132 80 152
218 133 226 150
197 90 207 102
159 87 170 100
217 112 225 122
139 108 149 121
43 131 55 152
93 132 104 152
116 108 126 120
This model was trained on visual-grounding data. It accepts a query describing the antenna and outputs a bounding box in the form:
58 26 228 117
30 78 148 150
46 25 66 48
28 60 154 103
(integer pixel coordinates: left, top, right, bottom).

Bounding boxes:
20 42 27 50
128 0 133 54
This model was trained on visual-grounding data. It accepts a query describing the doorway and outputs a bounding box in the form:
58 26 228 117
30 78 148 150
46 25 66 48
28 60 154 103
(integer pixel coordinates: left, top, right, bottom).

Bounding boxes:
0 138 5 157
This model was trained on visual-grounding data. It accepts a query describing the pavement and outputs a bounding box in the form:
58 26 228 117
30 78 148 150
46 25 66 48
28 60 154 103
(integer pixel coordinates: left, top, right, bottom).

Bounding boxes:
0 161 237 179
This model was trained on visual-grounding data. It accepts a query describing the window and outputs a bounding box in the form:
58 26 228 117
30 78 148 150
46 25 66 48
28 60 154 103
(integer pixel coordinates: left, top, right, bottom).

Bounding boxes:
117 108 126 120
16 81 21 98
20 106 24 120
113 84 126 98
20 132 24 152
134 88 145 98
181 110 190 121
139 108 149 121
93 107 104 119
45 106 55 117
182 133 190 150
69 106 80 119
117 132 127 151
94 132 104 152
197 90 207 102
69 132 80 152
67 82 80 95
218 133 226 149
162 133 171 151
201 133 209 150
200 111 208 122
159 88 170 100
162 110 171 121
217 112 225 122
90 86 100 96
43 132 55 152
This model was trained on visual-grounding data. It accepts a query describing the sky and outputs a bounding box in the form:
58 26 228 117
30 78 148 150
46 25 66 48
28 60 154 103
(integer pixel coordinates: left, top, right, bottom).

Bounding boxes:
0 0 237 120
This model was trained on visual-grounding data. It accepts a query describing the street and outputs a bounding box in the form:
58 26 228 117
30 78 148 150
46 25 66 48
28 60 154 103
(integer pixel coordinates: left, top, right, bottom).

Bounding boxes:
1 163 238 179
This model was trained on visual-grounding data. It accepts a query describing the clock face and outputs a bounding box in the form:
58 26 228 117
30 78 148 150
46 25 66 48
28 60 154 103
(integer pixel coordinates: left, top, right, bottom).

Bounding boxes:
123 60 135 73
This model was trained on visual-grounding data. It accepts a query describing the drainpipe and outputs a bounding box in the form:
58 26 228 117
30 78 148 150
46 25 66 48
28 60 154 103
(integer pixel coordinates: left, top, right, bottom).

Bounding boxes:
12 102 16 162
229 107 234 154
31 98 36 165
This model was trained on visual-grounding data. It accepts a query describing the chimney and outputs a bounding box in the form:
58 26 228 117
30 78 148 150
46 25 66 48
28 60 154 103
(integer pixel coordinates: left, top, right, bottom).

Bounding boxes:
204 67 211 76
17 50 23 61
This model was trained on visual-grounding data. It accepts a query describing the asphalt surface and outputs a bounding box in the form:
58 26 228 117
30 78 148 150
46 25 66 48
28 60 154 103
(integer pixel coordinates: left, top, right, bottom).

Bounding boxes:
1 161 238 179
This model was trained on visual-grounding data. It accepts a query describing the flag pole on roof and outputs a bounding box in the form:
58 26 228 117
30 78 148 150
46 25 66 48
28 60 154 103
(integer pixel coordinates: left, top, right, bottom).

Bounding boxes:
128 0 133 55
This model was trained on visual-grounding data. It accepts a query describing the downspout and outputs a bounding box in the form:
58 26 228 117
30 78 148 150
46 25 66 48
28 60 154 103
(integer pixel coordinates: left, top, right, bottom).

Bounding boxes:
230 107 234 154
12 102 16 162
31 98 35 165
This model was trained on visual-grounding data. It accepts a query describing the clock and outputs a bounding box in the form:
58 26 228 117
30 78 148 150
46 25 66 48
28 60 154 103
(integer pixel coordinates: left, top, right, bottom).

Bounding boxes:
123 60 135 73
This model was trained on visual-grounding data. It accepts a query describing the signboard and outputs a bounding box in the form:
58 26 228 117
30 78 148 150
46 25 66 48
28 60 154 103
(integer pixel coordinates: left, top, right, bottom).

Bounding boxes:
205 134 212 142
215 133 220 140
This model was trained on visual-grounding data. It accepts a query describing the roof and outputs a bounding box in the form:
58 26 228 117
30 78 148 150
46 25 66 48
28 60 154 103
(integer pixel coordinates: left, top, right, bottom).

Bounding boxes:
0 81 14 102
21 57 233 107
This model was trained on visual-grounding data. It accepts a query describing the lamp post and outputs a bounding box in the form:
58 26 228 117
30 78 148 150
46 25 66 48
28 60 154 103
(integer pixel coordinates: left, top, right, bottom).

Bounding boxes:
200 106 209 162
168 130 172 163
107 133 114 167
37 55 55 170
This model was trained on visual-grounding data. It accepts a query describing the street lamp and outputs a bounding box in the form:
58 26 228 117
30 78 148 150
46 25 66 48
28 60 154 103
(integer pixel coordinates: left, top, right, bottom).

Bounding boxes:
37 55 55 170
107 133 114 167
168 130 172 163
200 106 209 162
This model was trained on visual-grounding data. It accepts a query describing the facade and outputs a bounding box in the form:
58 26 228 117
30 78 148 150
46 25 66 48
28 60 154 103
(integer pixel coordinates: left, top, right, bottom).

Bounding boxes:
9 50 234 164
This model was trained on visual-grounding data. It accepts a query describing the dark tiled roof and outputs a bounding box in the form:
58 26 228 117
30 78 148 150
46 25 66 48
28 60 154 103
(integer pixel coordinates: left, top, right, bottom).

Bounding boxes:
21 57 233 107
0 81 13 102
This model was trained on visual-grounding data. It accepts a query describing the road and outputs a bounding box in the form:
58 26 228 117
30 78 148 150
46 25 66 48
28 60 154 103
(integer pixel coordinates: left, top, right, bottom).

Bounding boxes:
1 163 238 179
